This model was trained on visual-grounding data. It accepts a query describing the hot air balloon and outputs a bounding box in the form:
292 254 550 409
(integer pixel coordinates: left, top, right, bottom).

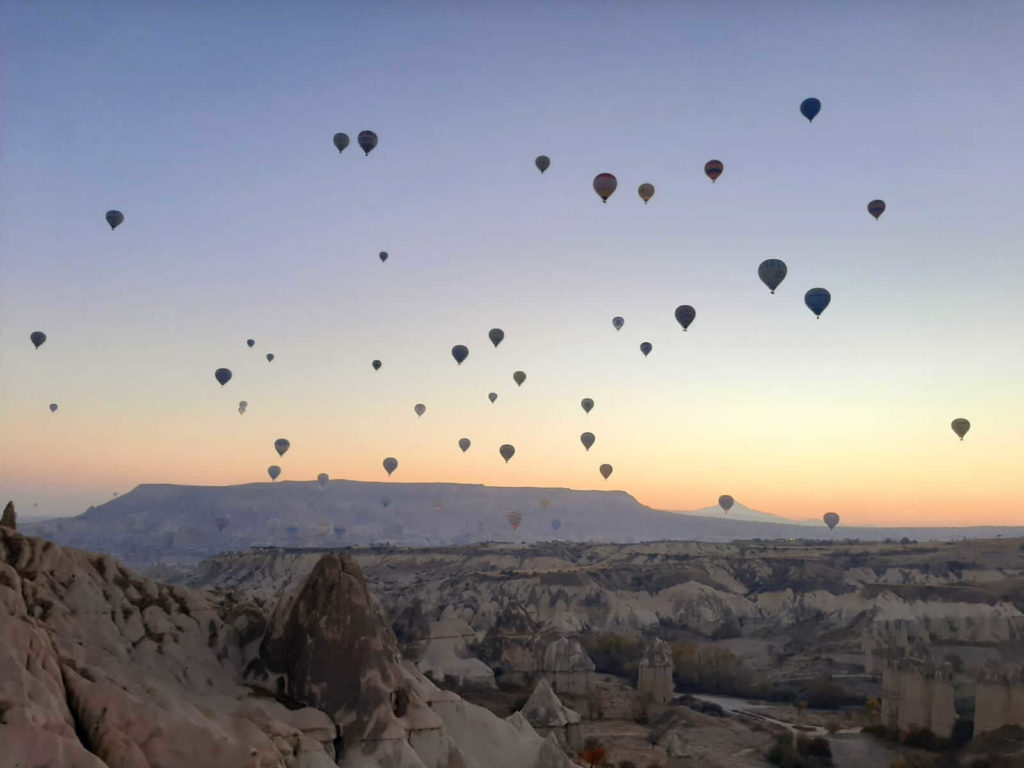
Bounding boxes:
638 183 655 204
640 342 652 357
580 432 595 451
451 345 469 365
266 353 275 362
599 464 613 480
499 444 515 463
489 328 504 347
535 155 550 173
383 457 398 475
214 513 230 533
804 288 831 318
246 339 255 348
268 465 281 481
513 371 526 386
105 210 124 229
458 438 471 452
823 512 840 530
868 200 886 220
551 518 561 531
215 368 232 386
379 251 388 262
540 498 550 509
674 305 696 331
414 403 426 417
951 418 970 440
593 173 617 202
30 331 46 349
704 160 724 182
358 130 378 155
612 316 624 331
317 520 333 537
581 398 594 414
758 259 787 294
380 496 391 507
238 401 247 415
49 403 58 413
372 359 382 371
488 392 498 403
274 438 290 457
333 133 350 153
719 495 734 513
506 509 523 531
800 98 821 122
318 473 329 488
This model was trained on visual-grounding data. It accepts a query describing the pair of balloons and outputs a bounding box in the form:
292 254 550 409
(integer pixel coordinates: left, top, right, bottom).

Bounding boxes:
591 174 657 203
332 131 378 155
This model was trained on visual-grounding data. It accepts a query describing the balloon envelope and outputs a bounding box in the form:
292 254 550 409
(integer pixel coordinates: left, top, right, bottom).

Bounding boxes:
458 438 471 452
535 155 550 173
49 403 58 413
214 513 230 533
499 444 515 462
704 160 724 182
379 251 388 262
214 368 232 386
383 457 398 475
612 316 624 331
30 331 46 349
506 509 523 530
593 173 617 202
358 130 378 155
414 403 426 417
638 183 655 203
266 353 274 362
581 398 594 414
380 497 391 507
800 98 821 122
105 210 124 229
372 359 382 371
333 132 349 152
451 345 469 365
318 473 329 488
551 518 561 531
488 328 504 347
758 259 788 293
268 465 281 481
951 418 970 440
674 305 696 331
823 512 840 530
599 464 613 480
488 392 498 403
719 495 734 513
640 342 652 357
238 401 247 415
274 438 290 457
540 498 550 509
804 288 831 317
580 432 595 451
246 339 255 348
868 200 886 219
513 371 526 386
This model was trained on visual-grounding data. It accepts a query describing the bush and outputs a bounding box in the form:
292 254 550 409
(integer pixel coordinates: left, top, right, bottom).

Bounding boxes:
767 733 833 767
671 640 757 697
585 634 644 680
903 727 950 752
805 677 854 709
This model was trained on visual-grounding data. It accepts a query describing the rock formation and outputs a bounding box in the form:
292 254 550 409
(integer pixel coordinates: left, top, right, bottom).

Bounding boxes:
519 677 582 752
637 637 675 703
1 500 15 530
542 636 595 695
415 619 495 687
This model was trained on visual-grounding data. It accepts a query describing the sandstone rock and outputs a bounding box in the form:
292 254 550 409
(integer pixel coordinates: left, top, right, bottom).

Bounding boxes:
1 500 15 530
519 677 582 752
542 636 594 695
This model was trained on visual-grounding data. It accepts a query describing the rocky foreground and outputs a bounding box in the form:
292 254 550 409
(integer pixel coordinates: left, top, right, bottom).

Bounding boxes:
0 524 574 768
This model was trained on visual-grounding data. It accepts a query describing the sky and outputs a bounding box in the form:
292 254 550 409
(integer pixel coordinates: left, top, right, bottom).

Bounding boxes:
2 2 1023 525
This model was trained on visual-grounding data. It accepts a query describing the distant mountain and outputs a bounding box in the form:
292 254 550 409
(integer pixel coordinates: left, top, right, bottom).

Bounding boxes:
21 480 1024 567
674 502 820 526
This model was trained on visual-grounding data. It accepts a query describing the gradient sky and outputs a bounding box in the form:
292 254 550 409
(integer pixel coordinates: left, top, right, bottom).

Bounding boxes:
2 2 1023 525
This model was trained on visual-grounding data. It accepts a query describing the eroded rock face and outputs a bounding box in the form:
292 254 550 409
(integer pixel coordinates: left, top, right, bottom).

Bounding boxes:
1 500 15 530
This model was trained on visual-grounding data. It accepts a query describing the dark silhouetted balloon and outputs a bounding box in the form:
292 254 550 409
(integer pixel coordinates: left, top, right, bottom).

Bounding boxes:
719 495 734 513
358 130 378 155
214 513 230 533
593 173 617 202
379 251 388 262
535 155 550 173
800 98 821 122
30 331 46 349
551 518 561 531
489 328 504 347
268 465 281 481
106 210 124 229
318 473 329 488
758 259 787 294
580 432 595 451
868 200 886 220
380 496 391 507
638 183 655 204
499 444 515 462
452 345 469 365
414 403 426 417
458 437 471 452
488 392 498 403
383 457 398 475
266 353 275 362
599 464 613 480
704 160 724 182
612 316 624 331
675 305 696 331
823 512 840 530
333 133 349 153
372 359 382 371
238 401 247 415
640 341 652 357
581 398 594 414
513 371 526 386
274 438 290 457
804 288 831 318
246 339 255 348
215 368 232 386
951 418 970 440
49 403 58 413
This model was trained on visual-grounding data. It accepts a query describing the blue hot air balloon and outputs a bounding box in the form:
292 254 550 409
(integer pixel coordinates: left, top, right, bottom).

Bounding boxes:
800 98 821 122
804 288 831 318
